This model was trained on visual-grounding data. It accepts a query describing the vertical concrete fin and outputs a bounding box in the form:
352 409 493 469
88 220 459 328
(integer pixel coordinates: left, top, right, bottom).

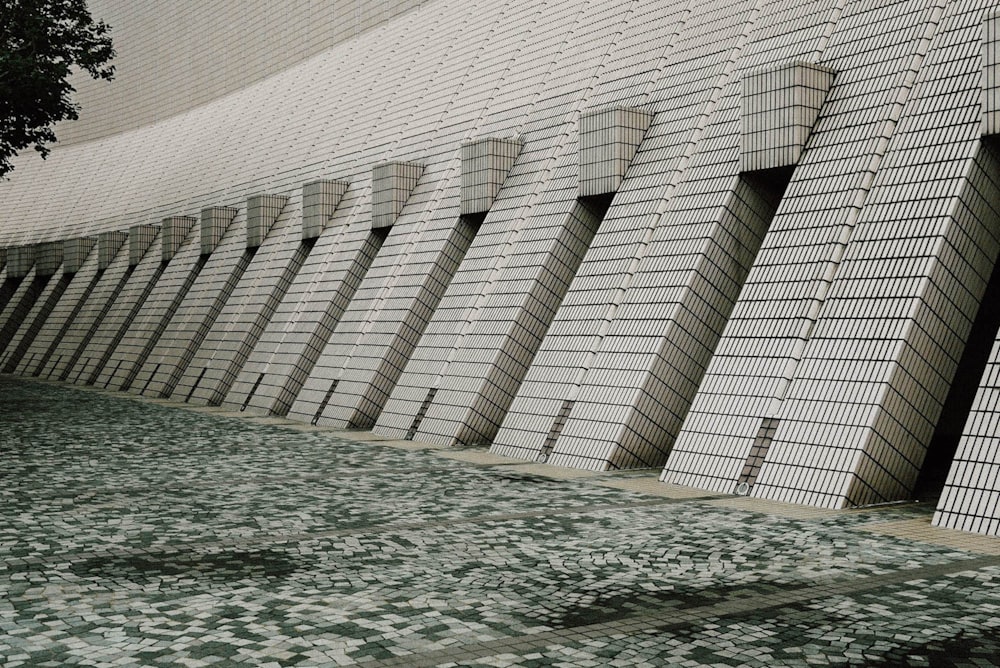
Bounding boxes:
200 207 238 255
35 241 64 277
578 106 653 197
371 161 423 229
740 61 835 172
161 217 196 262
246 195 289 248
460 137 523 215
98 231 127 270
129 224 159 266
302 180 349 240
8 245 36 278
64 237 97 274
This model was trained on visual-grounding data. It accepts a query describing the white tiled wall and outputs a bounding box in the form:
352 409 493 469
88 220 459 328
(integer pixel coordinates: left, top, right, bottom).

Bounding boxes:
178 196 310 407
133 210 250 399
579 107 653 197
161 217 195 262
57 0 430 146
1 0 1000 533
73 230 164 386
666 0 960 503
59 235 94 274
42 236 131 382
14 241 99 376
983 12 1000 136
741 61 835 171
98 219 205 392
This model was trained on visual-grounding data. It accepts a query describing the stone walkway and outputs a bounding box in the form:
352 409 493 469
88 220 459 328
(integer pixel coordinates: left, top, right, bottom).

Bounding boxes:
2 376 999 667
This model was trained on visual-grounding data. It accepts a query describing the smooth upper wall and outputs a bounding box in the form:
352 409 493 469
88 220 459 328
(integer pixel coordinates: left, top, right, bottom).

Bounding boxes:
0 0 504 247
56 0 427 146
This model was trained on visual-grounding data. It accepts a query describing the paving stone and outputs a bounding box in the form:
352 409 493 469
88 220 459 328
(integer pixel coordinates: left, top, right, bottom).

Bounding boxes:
2 377 1000 666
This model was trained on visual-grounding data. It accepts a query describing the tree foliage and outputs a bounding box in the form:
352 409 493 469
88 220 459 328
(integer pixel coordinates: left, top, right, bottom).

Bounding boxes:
0 0 114 178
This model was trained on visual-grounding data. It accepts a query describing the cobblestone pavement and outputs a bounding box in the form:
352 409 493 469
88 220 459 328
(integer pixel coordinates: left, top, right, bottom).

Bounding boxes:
2 376 999 667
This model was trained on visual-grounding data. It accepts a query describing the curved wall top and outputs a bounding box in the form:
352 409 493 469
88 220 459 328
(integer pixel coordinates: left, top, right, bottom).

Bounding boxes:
56 0 428 146
0 0 515 245
0 0 693 247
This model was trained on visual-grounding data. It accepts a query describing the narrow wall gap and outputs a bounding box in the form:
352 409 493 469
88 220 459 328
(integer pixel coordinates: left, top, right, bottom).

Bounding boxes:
271 225 390 418
208 236 318 407
46 355 62 379
242 372 267 412
60 264 136 381
725 166 795 494
123 254 209 392
160 246 257 398
140 363 161 396
104 359 123 388
537 399 576 463
1 273 71 372
915 219 1000 499
74 358 90 383
312 379 339 426
405 388 438 440
185 367 208 402
32 267 106 375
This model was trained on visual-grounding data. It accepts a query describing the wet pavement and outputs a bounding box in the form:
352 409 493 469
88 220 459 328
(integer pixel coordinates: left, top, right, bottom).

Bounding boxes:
2 376 999 667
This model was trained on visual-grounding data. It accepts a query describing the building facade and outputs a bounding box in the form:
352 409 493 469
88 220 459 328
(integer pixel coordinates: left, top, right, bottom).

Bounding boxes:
2 0 1000 534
